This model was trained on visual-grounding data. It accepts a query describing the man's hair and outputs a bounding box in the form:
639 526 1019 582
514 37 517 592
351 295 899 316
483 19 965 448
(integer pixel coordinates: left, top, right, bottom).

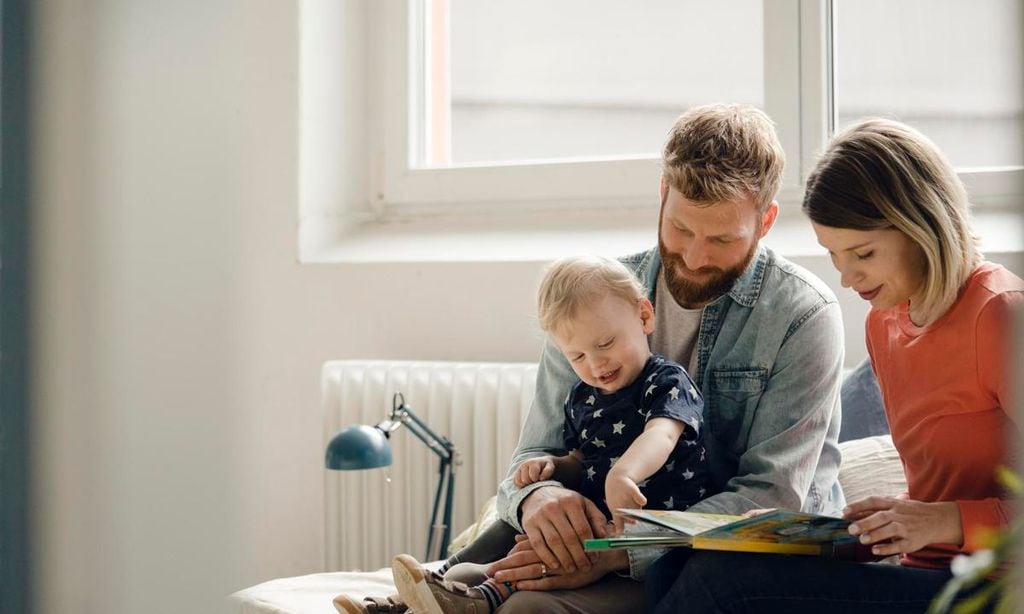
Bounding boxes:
802 118 982 325
661 103 785 212
537 255 646 333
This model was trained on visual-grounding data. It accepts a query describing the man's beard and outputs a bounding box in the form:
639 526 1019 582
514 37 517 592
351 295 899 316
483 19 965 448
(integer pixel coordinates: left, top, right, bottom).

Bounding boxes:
659 237 759 309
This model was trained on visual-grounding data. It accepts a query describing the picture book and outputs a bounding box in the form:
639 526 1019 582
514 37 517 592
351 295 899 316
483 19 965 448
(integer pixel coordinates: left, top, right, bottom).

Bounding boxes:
585 508 876 559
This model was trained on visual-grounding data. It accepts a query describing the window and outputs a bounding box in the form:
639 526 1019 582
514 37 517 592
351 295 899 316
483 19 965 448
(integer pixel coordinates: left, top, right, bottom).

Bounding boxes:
358 0 1019 229
428 0 763 167
835 0 1023 169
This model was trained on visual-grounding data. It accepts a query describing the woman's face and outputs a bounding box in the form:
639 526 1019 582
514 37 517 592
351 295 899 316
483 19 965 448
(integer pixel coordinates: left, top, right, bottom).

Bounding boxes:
812 223 928 312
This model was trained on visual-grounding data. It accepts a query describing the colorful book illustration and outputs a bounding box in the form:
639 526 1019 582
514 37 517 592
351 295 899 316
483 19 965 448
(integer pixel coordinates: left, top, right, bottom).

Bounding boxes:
585 508 873 559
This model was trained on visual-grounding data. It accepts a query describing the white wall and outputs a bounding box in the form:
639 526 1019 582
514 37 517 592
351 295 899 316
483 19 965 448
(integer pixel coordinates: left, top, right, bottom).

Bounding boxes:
31 1 539 611
29 2 1022 613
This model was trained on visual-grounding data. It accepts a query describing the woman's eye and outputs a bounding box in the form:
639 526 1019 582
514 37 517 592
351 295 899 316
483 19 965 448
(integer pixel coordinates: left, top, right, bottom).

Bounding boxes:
856 251 874 261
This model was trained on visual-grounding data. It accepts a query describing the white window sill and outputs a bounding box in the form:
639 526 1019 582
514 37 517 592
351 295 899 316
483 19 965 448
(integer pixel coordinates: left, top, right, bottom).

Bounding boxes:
301 208 1024 265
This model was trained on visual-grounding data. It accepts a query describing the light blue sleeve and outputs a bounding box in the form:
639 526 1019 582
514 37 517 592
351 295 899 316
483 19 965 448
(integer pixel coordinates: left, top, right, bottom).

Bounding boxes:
496 338 577 531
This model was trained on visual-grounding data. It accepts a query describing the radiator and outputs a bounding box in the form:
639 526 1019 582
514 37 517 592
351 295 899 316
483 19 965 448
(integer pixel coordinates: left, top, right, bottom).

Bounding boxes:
323 360 538 571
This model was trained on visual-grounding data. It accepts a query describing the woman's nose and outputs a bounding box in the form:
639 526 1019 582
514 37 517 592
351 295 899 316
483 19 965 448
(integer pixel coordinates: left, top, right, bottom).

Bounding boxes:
839 265 861 289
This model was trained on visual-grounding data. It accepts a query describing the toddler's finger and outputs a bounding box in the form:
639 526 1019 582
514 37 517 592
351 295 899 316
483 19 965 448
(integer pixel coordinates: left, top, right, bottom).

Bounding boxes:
528 462 541 483
539 461 555 481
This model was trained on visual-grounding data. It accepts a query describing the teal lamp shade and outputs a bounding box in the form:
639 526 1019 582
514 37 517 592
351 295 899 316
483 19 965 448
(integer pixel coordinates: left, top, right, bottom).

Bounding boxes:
325 425 393 470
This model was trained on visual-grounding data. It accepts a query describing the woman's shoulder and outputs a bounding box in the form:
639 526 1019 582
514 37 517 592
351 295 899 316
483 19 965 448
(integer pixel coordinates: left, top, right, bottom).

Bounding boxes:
970 261 1024 297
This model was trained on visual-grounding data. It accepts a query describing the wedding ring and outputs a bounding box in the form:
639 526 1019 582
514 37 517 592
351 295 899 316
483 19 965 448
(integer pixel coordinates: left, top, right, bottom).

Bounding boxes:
540 564 548 577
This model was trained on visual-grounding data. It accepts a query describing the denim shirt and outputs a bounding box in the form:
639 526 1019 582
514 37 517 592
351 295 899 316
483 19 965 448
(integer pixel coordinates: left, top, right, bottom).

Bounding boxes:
496 245 846 579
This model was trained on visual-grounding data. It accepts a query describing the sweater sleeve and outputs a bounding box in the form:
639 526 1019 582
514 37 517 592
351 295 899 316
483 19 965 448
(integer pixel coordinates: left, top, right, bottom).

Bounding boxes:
957 498 1015 552
975 290 1023 414
960 291 1023 551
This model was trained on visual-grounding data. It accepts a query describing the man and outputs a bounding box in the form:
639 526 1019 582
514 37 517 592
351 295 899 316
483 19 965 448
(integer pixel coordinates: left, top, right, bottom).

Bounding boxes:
340 103 845 614
480 103 845 612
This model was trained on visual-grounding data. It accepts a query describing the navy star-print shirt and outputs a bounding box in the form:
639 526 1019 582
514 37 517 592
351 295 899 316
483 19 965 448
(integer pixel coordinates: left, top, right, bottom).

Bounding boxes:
563 353 711 517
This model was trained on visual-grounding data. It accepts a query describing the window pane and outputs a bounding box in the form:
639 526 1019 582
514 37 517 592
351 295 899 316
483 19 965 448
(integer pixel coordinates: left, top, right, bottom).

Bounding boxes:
426 0 764 167
834 0 1024 168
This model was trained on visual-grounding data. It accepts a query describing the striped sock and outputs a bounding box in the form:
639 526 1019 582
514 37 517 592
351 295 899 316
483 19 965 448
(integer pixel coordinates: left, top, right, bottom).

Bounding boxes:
475 579 515 613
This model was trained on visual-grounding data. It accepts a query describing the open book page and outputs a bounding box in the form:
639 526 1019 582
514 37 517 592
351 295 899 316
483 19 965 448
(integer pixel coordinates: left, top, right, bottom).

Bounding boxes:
620 509 741 536
586 509 872 559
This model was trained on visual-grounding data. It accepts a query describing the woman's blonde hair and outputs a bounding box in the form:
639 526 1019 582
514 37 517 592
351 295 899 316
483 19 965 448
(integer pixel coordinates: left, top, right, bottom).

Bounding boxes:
537 255 646 333
802 118 982 324
662 103 785 211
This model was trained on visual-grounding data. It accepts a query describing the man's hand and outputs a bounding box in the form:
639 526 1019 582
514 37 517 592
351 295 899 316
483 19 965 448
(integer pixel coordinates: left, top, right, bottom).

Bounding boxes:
604 471 647 533
514 456 558 487
487 534 629 591
519 485 609 573
843 496 963 557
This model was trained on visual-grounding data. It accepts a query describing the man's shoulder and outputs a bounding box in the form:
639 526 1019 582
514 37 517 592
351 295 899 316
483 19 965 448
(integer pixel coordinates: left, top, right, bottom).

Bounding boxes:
758 247 838 311
619 248 657 276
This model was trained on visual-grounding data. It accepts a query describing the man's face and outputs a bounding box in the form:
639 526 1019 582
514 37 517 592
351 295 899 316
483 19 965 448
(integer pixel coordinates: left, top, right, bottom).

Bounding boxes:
657 184 777 309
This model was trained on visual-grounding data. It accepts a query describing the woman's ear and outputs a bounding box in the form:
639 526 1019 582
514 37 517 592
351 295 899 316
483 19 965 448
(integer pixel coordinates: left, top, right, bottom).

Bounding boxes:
639 297 656 335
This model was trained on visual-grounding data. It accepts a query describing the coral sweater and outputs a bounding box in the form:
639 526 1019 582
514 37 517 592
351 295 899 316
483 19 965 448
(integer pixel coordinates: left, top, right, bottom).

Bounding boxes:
866 262 1023 569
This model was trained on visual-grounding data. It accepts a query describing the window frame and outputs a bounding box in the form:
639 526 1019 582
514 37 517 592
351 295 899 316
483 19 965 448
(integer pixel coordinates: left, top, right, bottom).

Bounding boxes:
362 0 1020 227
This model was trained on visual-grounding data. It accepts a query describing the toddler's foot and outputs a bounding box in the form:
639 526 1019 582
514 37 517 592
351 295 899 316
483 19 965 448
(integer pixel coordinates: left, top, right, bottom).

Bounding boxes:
333 593 408 614
391 554 490 614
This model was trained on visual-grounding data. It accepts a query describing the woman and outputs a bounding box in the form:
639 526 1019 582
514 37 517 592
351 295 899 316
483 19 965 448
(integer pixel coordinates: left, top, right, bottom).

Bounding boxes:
647 118 1022 613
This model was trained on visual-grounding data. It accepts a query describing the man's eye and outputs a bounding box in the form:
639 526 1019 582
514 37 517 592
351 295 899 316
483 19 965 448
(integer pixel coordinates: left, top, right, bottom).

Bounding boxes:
856 251 874 261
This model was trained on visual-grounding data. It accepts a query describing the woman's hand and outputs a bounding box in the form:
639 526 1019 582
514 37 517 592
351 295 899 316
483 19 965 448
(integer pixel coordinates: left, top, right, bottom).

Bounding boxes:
843 496 963 557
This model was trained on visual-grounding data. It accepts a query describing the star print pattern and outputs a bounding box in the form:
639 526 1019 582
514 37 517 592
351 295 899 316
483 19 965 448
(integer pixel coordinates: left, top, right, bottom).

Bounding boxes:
562 353 711 517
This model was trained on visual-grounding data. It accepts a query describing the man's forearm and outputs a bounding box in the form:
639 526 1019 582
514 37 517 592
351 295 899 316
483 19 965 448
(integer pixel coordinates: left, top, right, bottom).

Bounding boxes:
496 338 578 527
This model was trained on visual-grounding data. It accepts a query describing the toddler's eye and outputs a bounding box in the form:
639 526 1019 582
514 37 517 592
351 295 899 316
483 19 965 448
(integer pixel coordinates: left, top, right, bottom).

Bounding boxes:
598 338 615 349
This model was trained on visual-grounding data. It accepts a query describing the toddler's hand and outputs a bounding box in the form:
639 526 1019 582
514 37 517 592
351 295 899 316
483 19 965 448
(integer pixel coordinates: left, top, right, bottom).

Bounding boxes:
514 456 557 487
604 471 647 534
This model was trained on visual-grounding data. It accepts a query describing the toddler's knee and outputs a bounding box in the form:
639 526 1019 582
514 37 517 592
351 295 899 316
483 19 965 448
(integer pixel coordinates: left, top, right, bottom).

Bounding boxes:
442 562 488 586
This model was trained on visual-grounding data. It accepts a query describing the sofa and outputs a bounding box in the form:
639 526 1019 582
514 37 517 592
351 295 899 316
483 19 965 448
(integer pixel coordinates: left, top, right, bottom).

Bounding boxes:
230 360 906 614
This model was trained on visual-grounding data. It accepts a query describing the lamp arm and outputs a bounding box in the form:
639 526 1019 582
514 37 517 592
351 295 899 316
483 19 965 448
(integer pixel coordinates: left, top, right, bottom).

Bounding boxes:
386 393 460 561
391 403 456 464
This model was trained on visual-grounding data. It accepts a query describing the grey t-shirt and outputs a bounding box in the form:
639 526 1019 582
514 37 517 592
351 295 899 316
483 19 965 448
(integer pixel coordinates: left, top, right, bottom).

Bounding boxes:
650 270 703 376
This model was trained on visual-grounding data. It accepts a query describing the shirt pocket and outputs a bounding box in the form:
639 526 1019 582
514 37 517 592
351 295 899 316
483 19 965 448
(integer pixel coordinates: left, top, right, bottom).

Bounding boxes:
707 367 768 451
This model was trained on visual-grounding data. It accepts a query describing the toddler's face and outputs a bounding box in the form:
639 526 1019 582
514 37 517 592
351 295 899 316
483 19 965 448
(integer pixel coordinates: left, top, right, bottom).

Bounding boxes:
551 295 654 394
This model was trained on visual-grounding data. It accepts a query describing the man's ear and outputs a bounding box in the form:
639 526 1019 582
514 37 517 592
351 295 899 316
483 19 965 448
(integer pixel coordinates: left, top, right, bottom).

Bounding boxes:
639 297 656 335
659 176 668 206
759 201 780 238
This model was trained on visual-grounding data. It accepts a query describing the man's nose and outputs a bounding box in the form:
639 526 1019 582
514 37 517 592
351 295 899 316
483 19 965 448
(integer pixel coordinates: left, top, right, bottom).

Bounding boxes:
684 243 710 270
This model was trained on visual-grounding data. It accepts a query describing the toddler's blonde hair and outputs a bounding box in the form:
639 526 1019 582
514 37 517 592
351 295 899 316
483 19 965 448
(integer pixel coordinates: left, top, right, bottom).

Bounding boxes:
537 255 646 333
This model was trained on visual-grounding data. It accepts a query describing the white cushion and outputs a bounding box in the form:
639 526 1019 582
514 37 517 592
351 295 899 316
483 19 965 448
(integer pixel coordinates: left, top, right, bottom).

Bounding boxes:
838 434 907 504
